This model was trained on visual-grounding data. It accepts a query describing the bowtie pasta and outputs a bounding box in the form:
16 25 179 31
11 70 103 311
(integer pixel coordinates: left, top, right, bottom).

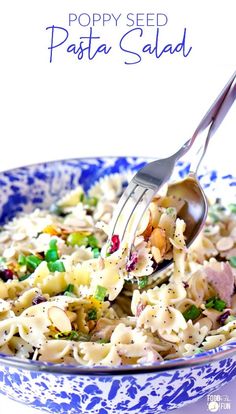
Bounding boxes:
0 174 236 366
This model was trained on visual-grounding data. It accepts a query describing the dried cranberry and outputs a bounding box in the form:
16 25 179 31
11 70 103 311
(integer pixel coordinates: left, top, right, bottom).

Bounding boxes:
32 295 47 305
126 252 138 272
217 310 231 325
0 268 14 282
109 235 120 254
183 281 189 289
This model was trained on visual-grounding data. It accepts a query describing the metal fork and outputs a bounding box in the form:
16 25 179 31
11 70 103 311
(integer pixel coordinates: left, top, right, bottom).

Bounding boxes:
108 70 236 253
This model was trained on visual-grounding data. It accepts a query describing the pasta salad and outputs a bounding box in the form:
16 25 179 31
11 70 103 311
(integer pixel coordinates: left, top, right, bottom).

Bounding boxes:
0 174 236 366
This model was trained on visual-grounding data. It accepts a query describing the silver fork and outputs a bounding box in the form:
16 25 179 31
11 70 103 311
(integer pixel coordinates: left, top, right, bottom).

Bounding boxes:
108 70 236 254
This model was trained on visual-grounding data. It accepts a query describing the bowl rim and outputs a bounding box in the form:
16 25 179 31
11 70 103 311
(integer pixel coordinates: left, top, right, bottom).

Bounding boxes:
0 156 235 376
0 345 236 376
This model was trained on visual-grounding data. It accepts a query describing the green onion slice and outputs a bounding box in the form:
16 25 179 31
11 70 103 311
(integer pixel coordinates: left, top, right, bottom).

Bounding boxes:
183 305 202 321
94 285 107 301
138 276 148 289
26 255 42 270
229 256 236 268
87 308 97 320
48 260 65 272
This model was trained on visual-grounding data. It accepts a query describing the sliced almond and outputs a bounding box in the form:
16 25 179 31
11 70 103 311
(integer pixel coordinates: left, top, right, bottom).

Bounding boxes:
137 210 151 236
216 237 234 252
48 306 72 332
150 228 167 255
149 202 162 227
151 246 162 263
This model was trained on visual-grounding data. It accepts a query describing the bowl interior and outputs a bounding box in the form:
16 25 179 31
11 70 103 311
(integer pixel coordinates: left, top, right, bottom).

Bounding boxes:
0 155 236 374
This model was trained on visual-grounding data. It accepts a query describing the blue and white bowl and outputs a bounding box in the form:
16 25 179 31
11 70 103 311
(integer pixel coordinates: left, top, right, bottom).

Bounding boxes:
0 156 236 414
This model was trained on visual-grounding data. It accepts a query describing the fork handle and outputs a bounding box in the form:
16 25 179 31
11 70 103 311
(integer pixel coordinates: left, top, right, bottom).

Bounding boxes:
192 77 236 173
175 70 236 171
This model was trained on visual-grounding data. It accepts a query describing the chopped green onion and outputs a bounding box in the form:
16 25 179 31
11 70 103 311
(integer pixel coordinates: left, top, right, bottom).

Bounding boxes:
87 308 97 321
49 204 64 216
49 239 58 250
0 257 6 265
54 331 90 342
214 298 227 312
215 205 225 212
45 249 59 263
204 228 210 233
80 193 85 202
94 285 107 301
47 260 65 272
18 254 27 266
19 274 31 281
183 305 202 321
228 203 236 214
208 212 219 223
138 276 148 289
26 255 42 270
84 196 98 207
205 296 226 312
87 235 99 248
229 256 236 268
64 291 76 297
96 339 109 344
64 284 74 293
205 297 215 309
67 232 88 247
92 247 100 258
194 348 204 354
166 207 176 215
64 284 75 296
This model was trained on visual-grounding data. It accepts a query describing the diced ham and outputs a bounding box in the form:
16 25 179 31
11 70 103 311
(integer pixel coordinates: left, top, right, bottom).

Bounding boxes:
204 261 234 306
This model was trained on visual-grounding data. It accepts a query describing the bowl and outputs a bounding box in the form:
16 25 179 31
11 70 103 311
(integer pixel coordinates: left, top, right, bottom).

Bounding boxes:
0 156 236 414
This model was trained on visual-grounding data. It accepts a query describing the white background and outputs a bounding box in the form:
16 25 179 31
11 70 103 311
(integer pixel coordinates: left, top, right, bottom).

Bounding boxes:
0 0 236 171
0 0 236 413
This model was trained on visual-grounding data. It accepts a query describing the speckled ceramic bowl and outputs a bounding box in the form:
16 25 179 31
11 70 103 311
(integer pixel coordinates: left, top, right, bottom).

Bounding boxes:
0 157 236 414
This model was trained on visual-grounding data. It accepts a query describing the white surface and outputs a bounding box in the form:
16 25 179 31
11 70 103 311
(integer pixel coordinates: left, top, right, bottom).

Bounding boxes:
0 0 236 412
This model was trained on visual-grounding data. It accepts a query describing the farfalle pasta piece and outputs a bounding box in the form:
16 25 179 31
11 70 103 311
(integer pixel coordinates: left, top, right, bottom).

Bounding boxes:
178 319 210 354
9 336 35 359
0 318 18 347
186 270 214 305
131 282 186 316
12 287 44 315
89 173 123 201
189 234 218 263
39 340 73 362
127 240 153 278
79 342 113 365
137 302 187 342
202 334 226 350
170 218 187 282
57 185 84 207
